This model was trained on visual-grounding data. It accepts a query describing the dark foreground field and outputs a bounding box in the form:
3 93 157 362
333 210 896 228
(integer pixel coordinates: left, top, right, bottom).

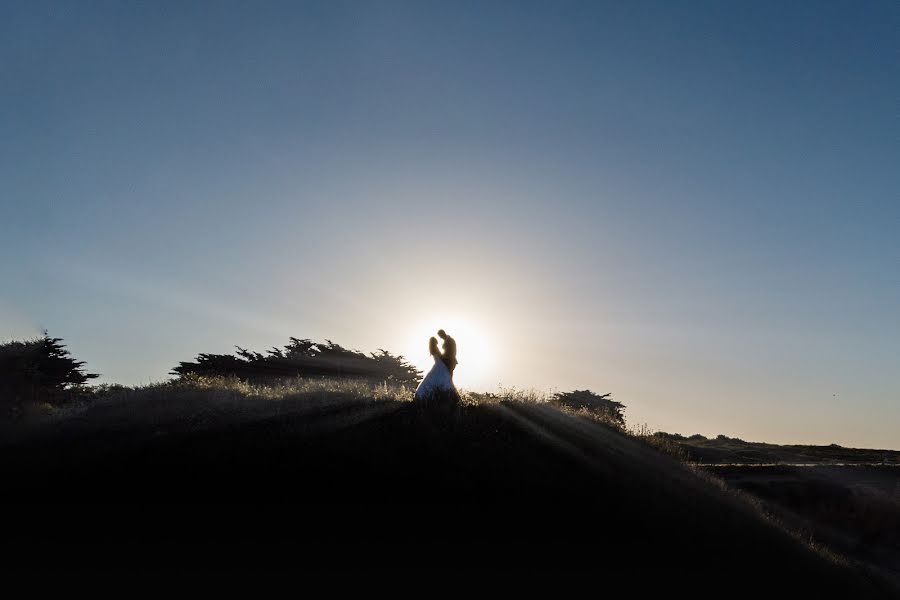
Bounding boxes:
706 465 900 583
656 430 900 584
0 379 895 593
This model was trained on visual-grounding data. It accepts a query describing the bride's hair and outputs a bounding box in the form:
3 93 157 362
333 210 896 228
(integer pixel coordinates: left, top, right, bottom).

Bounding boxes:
429 336 440 357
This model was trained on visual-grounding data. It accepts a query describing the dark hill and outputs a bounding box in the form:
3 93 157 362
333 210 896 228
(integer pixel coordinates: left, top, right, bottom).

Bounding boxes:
0 380 893 592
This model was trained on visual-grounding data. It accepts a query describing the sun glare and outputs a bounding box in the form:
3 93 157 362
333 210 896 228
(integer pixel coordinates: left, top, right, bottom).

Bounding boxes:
404 316 496 391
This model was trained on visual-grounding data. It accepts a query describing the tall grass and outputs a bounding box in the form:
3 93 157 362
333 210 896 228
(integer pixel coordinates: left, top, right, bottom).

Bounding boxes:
10 374 415 440
4 374 888 587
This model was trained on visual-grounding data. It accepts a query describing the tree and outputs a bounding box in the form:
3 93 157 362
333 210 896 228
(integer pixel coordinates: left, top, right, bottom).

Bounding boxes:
0 333 98 413
172 337 422 386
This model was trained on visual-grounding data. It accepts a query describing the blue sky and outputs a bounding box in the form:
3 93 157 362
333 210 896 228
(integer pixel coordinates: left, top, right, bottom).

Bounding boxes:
2 1 898 448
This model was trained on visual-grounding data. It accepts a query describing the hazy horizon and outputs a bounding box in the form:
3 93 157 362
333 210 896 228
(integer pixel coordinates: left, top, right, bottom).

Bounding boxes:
2 1 898 449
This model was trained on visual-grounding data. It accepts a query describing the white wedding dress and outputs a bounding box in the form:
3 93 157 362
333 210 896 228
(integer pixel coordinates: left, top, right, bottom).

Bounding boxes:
414 354 458 401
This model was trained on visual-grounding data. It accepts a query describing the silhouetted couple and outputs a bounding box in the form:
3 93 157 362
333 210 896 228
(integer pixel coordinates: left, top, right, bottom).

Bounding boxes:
414 329 459 402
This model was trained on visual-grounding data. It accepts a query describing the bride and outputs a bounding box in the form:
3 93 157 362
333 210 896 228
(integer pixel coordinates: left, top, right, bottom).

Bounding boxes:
414 333 460 403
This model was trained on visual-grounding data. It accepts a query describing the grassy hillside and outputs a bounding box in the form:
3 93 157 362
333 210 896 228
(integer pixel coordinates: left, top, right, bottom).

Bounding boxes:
0 377 894 591
660 433 900 465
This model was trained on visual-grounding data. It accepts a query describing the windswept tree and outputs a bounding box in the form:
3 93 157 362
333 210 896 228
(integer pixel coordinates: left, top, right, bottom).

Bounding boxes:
0 333 98 414
172 337 422 386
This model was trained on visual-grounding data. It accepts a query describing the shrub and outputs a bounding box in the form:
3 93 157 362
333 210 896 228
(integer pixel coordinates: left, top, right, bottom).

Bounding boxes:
715 434 747 443
551 389 625 426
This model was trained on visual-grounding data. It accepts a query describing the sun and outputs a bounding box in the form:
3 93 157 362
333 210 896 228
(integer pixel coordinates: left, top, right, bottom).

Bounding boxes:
403 316 495 391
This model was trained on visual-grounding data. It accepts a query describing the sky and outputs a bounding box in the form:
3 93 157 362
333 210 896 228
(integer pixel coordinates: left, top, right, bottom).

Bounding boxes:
1 1 898 449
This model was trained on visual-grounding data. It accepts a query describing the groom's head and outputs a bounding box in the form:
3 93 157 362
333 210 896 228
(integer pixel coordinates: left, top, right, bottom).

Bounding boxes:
437 329 446 338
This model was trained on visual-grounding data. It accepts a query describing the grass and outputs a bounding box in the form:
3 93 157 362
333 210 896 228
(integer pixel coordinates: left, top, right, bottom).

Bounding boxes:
11 375 413 435
659 432 900 465
0 376 895 590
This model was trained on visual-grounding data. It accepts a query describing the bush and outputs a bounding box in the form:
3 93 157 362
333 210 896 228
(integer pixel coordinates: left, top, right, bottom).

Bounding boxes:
0 334 98 416
172 337 422 387
551 389 625 426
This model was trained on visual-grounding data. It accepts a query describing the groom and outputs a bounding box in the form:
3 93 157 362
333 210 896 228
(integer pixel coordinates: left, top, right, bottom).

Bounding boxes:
437 329 457 376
